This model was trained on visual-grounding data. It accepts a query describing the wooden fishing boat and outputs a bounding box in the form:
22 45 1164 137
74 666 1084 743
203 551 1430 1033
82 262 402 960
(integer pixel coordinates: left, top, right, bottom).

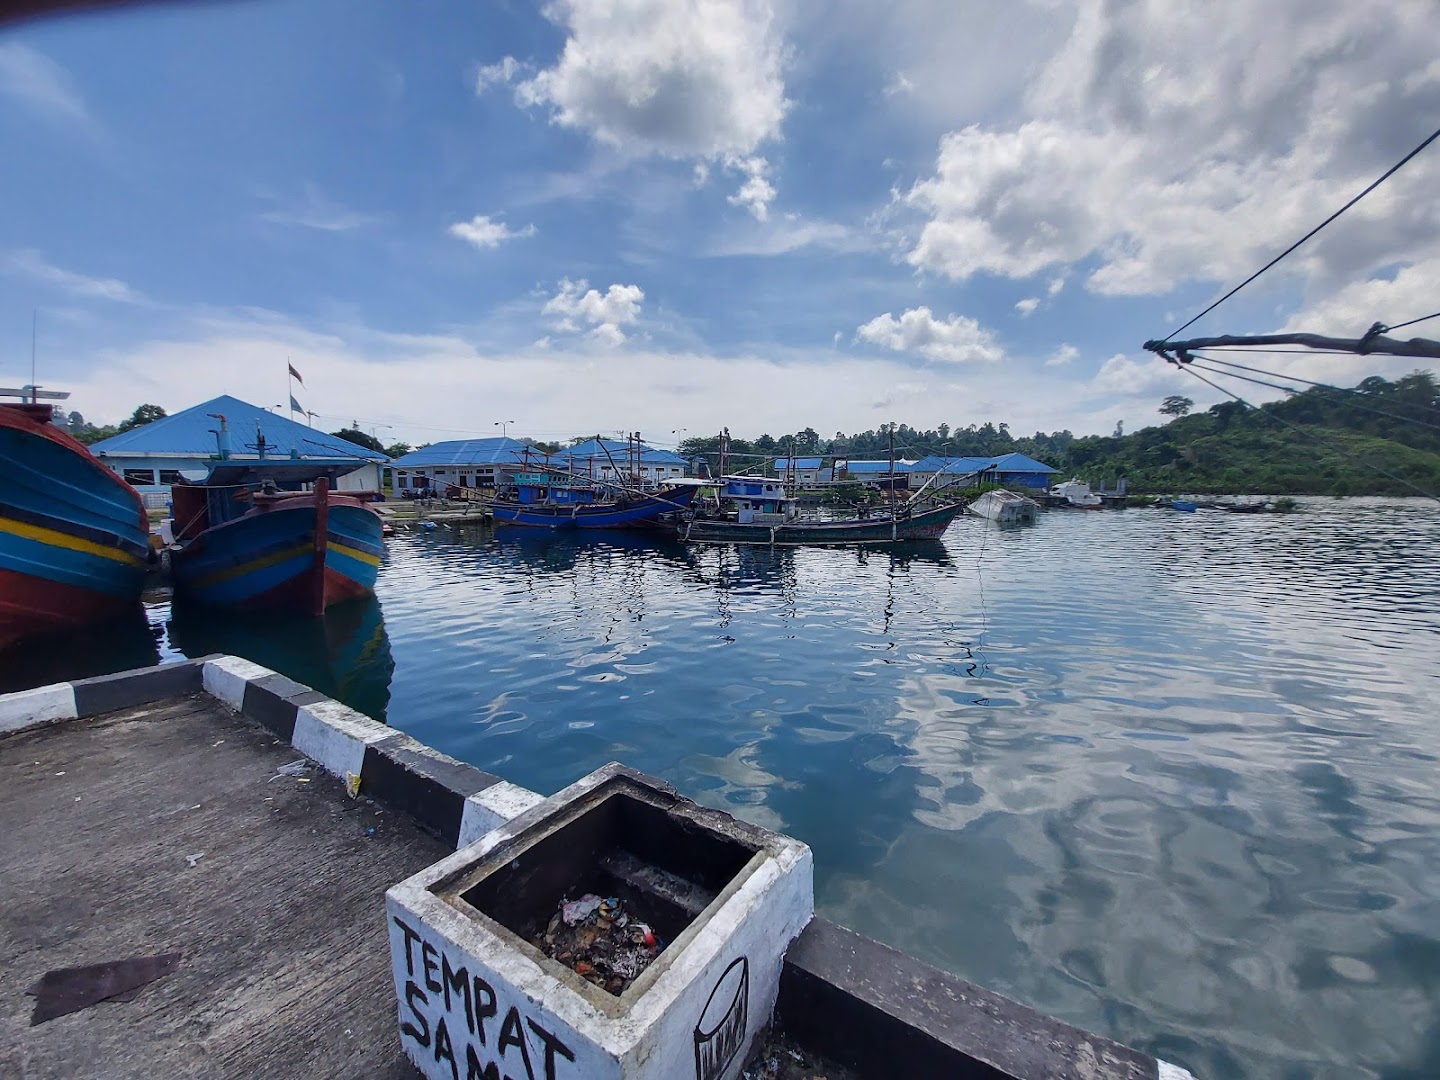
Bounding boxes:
678 500 965 545
0 400 150 647
488 473 698 529
168 422 382 615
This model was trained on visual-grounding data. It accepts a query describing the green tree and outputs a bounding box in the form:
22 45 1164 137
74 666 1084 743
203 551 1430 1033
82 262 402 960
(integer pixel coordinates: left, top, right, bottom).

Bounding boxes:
1159 395 1195 417
117 403 167 432
384 441 413 458
330 427 385 453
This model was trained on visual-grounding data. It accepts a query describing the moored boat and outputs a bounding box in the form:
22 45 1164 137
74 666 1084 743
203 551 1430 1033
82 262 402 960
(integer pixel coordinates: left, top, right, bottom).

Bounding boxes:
487 472 699 529
0 398 150 647
968 488 1039 524
168 418 383 615
678 475 964 545
1051 477 1104 508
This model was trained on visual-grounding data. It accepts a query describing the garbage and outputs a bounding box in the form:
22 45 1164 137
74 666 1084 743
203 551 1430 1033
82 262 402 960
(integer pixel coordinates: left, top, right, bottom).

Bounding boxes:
533 894 662 995
739 1027 852 1080
27 953 181 1025
269 759 311 782
185 852 204 868
345 771 361 798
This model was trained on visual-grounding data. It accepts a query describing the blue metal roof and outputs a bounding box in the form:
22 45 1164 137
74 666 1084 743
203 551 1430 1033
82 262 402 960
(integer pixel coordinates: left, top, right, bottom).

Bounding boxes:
390 437 531 468
557 438 686 467
773 457 823 470
845 460 913 473
89 395 389 461
910 452 1058 475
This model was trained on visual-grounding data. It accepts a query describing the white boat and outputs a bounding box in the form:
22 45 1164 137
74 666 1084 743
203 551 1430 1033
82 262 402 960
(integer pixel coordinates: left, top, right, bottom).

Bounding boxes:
968 488 1039 524
1051 477 1104 509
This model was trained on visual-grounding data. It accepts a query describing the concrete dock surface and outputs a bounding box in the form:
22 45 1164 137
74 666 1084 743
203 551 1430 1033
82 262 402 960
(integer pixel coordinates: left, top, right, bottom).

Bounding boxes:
0 692 441 1079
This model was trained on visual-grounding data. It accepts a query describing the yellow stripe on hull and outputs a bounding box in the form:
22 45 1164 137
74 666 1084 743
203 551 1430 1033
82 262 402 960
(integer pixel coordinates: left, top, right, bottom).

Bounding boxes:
0 515 146 568
330 541 381 568
191 544 312 590
188 539 379 590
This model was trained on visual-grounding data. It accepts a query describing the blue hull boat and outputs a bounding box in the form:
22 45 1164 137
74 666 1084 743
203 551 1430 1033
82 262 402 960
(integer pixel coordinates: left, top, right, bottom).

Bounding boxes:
489 484 697 529
0 403 150 647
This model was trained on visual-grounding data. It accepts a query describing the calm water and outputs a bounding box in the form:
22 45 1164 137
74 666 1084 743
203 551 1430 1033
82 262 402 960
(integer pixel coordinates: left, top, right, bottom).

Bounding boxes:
4 498 1438 1079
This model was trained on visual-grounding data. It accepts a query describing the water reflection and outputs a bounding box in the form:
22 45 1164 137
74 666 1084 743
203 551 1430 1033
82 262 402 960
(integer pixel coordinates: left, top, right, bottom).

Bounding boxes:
0 603 161 693
165 595 395 721
2 501 1438 1080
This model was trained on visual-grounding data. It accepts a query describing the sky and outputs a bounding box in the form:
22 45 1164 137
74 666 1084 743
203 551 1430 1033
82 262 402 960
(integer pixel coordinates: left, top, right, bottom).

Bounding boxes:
1 0 1438 450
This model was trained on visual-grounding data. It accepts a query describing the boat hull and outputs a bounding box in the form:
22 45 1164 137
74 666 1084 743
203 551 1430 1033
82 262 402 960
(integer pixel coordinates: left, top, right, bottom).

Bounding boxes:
172 498 382 615
0 405 150 648
968 490 1038 524
680 502 965 545
490 485 697 529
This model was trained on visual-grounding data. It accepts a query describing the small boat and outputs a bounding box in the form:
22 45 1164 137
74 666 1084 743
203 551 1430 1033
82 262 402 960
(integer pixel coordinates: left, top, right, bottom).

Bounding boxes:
168 415 383 615
0 397 151 648
1168 499 1198 512
487 472 698 529
1051 478 1104 508
967 488 1039 524
678 476 964 545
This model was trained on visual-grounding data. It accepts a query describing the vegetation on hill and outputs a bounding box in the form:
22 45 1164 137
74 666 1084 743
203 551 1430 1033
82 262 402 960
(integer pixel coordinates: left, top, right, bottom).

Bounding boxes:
677 370 1440 496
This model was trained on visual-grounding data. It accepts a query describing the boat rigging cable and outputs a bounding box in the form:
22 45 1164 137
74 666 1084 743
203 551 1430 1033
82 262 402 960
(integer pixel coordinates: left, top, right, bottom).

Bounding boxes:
1173 364 1440 504
1159 123 1440 343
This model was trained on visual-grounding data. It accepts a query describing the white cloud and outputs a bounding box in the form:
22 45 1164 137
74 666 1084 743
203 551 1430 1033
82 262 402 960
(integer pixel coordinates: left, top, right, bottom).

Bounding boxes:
1046 274 1066 298
706 213 861 257
1014 297 1040 317
724 155 776 221
59 306 1116 441
259 184 380 231
543 278 645 343
1046 343 1078 367
3 249 144 304
514 0 787 159
898 1 1440 302
882 72 915 99
510 0 788 211
448 214 537 249
0 42 92 126
475 56 525 94
855 306 1003 364
1090 353 1190 397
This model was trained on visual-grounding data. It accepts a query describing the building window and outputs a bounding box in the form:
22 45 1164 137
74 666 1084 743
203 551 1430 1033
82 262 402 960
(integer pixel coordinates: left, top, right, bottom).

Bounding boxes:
396 474 408 487
158 469 184 484
123 468 155 485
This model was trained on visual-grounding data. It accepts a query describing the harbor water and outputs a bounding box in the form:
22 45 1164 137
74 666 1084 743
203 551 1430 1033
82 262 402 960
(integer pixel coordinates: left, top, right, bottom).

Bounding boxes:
3 497 1437 1080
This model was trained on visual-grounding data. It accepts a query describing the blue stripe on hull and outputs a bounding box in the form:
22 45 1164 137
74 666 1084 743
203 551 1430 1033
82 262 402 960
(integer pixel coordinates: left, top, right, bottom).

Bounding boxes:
0 424 148 547
173 502 381 607
0 528 146 596
492 487 695 529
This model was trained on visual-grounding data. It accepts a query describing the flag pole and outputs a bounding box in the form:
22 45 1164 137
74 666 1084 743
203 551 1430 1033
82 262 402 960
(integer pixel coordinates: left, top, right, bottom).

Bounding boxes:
287 357 294 422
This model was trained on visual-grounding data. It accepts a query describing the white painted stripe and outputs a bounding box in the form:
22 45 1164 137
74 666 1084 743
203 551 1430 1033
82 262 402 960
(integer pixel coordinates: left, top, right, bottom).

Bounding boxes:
202 655 276 709
457 781 546 847
291 698 394 780
0 682 77 735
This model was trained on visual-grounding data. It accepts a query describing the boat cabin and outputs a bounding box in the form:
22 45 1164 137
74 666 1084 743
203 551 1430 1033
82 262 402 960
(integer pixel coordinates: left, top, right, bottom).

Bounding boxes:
719 476 799 524
511 473 609 506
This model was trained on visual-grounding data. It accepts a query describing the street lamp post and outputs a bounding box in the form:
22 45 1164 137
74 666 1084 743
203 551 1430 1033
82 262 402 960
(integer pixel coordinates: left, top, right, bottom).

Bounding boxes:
495 420 516 439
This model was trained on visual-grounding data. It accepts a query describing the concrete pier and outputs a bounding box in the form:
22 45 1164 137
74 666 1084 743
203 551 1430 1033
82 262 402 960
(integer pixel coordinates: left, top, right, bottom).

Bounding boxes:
0 659 1197 1080
0 688 446 1078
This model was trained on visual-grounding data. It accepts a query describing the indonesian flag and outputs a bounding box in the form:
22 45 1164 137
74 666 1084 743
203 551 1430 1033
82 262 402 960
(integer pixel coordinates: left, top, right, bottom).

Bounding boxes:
288 362 304 385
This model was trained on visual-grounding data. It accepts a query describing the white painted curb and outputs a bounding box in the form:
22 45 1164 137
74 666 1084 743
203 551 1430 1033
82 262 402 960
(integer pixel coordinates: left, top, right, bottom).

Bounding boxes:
202 656 276 710
0 682 77 735
292 697 396 780
457 781 547 847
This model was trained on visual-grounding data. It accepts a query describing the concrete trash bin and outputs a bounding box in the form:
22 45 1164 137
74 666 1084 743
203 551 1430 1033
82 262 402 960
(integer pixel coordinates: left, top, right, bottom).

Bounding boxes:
386 762 814 1080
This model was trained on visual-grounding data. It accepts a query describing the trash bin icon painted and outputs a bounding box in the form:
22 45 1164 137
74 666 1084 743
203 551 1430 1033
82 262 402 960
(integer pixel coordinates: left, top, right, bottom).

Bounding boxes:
694 956 749 1080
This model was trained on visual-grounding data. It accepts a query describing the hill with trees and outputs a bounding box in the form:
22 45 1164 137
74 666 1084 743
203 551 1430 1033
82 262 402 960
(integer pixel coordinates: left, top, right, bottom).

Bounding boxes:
678 370 1440 496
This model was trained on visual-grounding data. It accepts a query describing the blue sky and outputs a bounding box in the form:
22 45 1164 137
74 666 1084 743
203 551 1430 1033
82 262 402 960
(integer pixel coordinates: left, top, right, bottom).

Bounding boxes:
2 0 1437 448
